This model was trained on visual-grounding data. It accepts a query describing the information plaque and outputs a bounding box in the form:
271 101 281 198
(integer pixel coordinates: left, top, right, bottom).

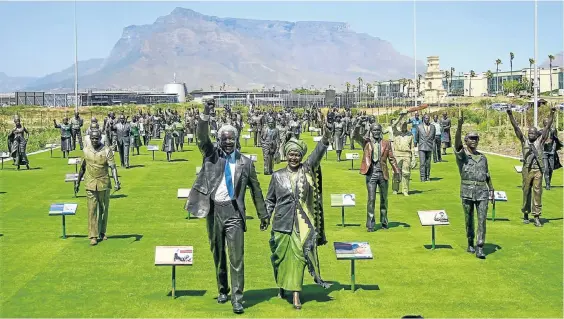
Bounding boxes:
155 246 194 299
45 143 58 157
242 134 251 146
68 157 81 172
346 153 360 170
331 194 356 227
489 191 508 222
249 154 257 162
147 145 158 160
49 203 77 239
313 136 322 142
333 242 373 292
417 210 450 250
186 134 194 144
514 165 523 173
0 151 9 170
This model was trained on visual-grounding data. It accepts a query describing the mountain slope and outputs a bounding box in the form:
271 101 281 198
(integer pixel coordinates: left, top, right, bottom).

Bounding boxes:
0 72 37 93
24 8 425 91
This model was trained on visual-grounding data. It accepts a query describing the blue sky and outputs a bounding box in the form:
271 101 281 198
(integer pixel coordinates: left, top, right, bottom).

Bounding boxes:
0 1 562 78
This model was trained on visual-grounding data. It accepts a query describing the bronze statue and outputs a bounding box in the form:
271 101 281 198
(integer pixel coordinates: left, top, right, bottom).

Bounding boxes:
454 112 494 259
75 129 121 246
265 129 332 310
185 100 267 314
507 106 557 226
7 115 30 170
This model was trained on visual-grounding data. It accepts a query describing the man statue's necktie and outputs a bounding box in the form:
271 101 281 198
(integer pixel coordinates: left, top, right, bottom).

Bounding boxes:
225 152 236 199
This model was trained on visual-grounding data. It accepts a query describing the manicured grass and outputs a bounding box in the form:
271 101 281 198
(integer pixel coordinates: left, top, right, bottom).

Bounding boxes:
0 134 562 318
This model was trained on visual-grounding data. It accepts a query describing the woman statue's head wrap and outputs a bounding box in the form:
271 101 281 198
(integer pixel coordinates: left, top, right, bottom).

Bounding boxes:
284 137 308 157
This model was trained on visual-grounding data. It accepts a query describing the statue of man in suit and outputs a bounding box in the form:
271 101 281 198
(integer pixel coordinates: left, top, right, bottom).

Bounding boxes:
354 119 400 232
415 114 436 182
186 100 268 314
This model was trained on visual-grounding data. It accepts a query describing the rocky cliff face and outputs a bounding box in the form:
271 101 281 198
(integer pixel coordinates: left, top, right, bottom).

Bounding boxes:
9 7 424 92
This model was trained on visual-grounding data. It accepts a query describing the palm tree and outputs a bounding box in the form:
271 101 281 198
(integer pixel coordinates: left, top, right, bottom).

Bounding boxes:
509 52 515 92
450 67 455 93
469 70 476 96
486 70 494 95
529 58 535 93
416 74 422 97
495 59 502 94
444 70 450 95
366 83 373 107
345 82 351 106
357 77 363 104
548 54 555 94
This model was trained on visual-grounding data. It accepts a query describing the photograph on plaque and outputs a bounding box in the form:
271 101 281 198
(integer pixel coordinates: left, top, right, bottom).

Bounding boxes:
490 191 508 201
68 158 81 165
177 188 191 198
334 242 373 259
65 173 79 182
155 246 193 265
418 210 450 226
346 153 359 160
49 203 77 215
342 194 355 206
1 152 9 158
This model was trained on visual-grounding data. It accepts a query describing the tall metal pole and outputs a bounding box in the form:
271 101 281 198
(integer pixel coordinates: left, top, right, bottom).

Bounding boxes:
74 0 79 113
533 0 538 127
413 0 417 108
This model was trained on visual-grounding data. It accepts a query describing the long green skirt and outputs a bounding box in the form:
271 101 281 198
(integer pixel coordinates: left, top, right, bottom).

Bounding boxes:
270 230 307 292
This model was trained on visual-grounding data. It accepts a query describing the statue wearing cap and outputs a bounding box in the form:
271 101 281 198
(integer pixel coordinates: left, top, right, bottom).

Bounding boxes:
265 124 333 309
454 112 494 259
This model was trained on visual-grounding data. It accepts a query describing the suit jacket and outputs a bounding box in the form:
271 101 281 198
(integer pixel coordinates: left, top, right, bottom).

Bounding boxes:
415 123 436 151
265 140 327 234
186 115 267 231
353 126 399 180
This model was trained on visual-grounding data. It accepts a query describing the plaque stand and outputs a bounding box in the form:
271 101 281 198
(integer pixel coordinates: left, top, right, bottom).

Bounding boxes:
350 158 355 170
417 210 449 250
171 265 176 298
350 259 356 291
152 150 155 161
61 215 67 239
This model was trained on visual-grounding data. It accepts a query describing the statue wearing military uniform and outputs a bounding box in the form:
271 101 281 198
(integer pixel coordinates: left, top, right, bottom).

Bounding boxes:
261 118 279 175
130 116 142 156
114 115 131 168
391 112 415 196
455 112 494 259
75 129 121 246
70 112 84 150
507 107 557 227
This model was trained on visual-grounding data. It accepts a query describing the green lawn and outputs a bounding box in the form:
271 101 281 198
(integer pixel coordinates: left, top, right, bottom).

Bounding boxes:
0 134 562 318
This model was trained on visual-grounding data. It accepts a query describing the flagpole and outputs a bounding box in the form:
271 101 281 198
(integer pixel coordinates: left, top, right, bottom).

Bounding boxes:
533 0 538 127
74 0 79 112
413 0 417 109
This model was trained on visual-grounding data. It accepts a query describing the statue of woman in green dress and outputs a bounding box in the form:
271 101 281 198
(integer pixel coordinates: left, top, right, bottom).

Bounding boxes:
264 128 332 310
